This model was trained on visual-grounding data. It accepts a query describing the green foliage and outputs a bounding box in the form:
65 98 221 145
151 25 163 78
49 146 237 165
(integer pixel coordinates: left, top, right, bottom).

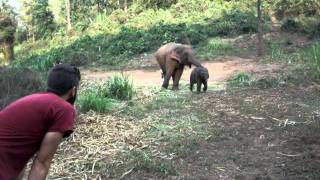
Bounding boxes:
0 1 16 44
15 4 261 68
30 0 56 39
14 46 64 71
106 74 134 100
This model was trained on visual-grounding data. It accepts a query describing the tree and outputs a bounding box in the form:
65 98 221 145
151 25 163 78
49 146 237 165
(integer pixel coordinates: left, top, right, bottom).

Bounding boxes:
0 0 16 65
65 0 72 35
21 0 35 42
31 0 56 39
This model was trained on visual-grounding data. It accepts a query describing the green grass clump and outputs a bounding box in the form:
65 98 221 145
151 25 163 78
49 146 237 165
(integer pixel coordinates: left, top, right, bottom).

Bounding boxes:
107 74 134 100
77 90 114 113
77 81 113 113
227 72 252 87
307 42 320 75
77 75 134 113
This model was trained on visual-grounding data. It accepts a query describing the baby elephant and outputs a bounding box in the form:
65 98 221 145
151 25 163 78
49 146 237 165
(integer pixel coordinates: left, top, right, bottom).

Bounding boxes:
190 66 209 92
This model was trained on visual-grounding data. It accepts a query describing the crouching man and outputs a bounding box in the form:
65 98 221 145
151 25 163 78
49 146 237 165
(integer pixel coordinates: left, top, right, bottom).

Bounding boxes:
0 64 81 180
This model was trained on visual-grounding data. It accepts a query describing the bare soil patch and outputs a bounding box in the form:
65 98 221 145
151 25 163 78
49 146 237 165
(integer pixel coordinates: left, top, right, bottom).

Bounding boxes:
81 56 286 86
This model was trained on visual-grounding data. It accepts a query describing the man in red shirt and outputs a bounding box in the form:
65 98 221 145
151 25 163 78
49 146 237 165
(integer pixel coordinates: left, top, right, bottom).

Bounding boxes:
0 64 81 180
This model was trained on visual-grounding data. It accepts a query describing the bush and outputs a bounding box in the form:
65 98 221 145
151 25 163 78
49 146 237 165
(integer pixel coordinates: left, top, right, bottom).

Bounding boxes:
106 74 134 100
213 10 258 35
0 67 45 109
281 16 320 38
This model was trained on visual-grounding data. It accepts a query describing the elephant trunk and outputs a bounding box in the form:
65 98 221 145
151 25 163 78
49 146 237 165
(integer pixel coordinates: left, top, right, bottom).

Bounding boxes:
188 54 202 68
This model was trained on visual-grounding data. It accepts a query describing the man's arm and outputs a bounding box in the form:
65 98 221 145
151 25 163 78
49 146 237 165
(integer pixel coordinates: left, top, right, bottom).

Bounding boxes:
28 132 63 180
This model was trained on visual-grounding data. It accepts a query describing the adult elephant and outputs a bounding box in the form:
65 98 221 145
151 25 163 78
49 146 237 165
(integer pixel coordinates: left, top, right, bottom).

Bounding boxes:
155 43 202 90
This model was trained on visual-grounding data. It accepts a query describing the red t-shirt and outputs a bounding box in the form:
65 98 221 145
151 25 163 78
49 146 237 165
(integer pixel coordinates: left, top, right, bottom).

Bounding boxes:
0 92 75 179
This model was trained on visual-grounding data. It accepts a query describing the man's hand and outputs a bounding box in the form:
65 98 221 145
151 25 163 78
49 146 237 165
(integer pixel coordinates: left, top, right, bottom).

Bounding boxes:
28 132 63 180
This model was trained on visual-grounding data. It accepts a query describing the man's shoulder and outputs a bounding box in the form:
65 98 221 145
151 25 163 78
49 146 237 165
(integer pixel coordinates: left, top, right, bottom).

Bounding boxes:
23 93 74 110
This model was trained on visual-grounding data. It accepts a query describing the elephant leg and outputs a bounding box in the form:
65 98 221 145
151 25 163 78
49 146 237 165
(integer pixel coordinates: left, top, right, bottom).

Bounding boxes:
172 68 183 90
172 69 176 84
162 63 175 89
197 80 202 93
203 80 208 92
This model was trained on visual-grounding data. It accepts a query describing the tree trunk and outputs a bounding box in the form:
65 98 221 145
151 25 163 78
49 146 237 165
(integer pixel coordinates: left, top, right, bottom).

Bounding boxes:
2 43 14 65
124 0 128 12
66 0 72 36
257 0 264 56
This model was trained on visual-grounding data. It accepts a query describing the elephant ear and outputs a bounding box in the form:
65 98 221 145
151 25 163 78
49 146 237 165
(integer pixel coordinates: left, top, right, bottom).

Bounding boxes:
169 51 181 63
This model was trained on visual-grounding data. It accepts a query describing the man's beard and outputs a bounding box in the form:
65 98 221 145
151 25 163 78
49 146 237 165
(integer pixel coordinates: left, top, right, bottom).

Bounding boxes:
67 89 77 105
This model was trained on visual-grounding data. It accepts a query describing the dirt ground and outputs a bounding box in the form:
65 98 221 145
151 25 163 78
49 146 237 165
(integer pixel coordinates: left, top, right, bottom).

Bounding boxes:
169 87 320 180
77 55 320 179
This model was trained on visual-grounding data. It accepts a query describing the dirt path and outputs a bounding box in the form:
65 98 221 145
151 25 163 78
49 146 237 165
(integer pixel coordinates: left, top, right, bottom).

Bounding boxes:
82 56 285 86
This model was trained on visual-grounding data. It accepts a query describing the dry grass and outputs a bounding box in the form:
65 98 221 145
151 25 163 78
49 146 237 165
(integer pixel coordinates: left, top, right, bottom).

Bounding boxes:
49 112 151 179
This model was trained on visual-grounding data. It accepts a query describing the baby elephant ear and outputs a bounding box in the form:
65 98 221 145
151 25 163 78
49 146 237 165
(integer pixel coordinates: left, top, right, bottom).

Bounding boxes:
169 51 181 63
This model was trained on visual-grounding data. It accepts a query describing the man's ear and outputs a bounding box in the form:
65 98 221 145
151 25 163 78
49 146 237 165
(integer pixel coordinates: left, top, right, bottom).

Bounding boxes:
68 86 76 97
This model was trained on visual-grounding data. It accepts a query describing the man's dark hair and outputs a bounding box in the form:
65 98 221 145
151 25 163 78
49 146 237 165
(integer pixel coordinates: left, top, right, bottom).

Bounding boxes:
47 64 81 95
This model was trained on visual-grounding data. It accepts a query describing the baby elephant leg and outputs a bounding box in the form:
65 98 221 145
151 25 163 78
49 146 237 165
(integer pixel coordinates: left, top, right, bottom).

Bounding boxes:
190 82 194 91
197 80 202 93
203 80 208 92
